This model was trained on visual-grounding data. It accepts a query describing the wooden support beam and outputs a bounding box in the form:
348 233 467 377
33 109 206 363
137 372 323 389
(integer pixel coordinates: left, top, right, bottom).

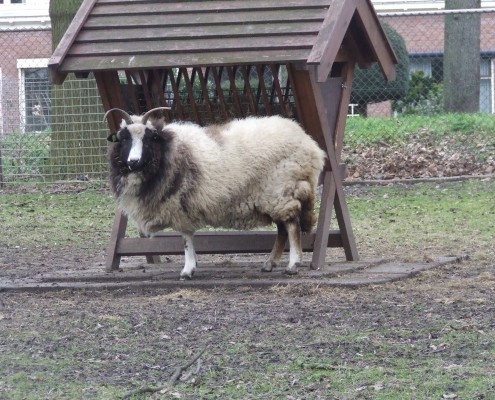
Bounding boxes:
287 63 358 268
95 71 127 131
106 210 128 272
308 65 359 267
307 0 358 82
115 231 343 257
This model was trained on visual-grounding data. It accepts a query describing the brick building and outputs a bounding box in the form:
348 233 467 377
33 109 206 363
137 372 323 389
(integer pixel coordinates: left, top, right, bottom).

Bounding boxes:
0 0 51 135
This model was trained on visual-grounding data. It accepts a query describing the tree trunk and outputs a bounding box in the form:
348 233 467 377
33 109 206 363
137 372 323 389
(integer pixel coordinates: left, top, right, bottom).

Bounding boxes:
443 0 481 113
49 0 107 180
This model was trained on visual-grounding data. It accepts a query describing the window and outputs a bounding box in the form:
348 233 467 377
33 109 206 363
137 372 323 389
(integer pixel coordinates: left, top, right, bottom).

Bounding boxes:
480 58 492 113
18 59 51 133
0 0 27 4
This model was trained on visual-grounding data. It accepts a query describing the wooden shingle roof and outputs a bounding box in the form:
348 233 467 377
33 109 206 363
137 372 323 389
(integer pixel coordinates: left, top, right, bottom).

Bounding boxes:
49 0 397 84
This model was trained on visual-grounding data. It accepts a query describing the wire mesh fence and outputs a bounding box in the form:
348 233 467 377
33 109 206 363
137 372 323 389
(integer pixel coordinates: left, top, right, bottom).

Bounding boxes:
1 8 495 187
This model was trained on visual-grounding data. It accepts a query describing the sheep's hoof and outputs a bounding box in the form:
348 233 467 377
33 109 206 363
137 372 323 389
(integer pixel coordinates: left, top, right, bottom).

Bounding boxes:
179 269 195 280
284 264 300 276
261 261 277 273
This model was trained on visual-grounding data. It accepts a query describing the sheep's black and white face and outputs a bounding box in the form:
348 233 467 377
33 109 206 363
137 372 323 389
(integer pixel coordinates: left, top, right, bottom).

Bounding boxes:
108 123 163 173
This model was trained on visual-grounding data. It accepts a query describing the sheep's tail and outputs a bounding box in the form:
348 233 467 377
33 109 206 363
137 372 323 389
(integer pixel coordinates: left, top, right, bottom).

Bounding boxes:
295 180 317 234
300 196 317 233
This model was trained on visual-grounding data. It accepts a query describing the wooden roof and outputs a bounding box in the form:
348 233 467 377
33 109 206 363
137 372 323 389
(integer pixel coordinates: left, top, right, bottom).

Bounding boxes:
49 0 397 84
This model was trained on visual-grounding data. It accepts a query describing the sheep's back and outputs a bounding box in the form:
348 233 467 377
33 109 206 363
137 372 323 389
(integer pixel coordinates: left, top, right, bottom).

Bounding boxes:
178 116 325 229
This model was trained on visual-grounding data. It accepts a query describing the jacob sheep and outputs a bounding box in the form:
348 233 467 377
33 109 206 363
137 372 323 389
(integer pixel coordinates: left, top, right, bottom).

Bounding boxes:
105 107 326 279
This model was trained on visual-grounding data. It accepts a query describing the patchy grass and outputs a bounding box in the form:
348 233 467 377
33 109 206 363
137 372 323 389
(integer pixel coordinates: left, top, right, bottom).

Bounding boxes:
0 189 115 249
0 179 494 399
347 179 495 262
344 112 495 147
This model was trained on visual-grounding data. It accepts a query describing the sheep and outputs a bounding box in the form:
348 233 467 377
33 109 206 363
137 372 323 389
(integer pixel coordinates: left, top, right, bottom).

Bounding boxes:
104 107 326 280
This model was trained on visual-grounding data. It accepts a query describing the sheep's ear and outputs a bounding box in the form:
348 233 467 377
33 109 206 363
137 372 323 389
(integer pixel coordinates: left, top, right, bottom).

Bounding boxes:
150 117 165 133
107 132 119 143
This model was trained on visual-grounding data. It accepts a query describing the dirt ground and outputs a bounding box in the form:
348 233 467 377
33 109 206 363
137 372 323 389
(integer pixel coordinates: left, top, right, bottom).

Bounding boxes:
1 240 494 399
1 181 494 399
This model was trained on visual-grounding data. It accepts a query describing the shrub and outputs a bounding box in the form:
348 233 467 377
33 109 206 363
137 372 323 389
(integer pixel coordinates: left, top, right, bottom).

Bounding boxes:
1 130 51 181
393 71 444 115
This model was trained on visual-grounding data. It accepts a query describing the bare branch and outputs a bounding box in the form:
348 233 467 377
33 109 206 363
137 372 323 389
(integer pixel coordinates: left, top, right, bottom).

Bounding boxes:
120 344 208 399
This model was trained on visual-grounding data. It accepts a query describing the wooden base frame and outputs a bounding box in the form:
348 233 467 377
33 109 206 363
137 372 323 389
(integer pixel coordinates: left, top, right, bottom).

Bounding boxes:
101 61 359 272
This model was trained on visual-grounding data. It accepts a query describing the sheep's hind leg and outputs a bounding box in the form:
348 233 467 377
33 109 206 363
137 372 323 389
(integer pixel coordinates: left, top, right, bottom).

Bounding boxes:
180 232 197 280
262 223 288 272
284 219 303 275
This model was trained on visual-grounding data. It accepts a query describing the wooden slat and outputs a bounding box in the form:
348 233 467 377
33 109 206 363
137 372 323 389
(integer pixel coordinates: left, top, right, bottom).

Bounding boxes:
70 36 316 57
355 1 397 81
211 67 229 121
240 66 257 115
287 66 326 151
124 71 141 114
115 231 343 256
333 63 355 161
194 68 215 123
48 0 98 83
256 65 273 116
226 66 244 118
343 27 373 70
61 50 312 72
93 0 331 15
84 9 327 29
77 22 323 42
138 70 153 110
168 68 185 120
270 64 288 117
151 69 168 109
180 67 201 124
307 0 358 82
95 70 127 130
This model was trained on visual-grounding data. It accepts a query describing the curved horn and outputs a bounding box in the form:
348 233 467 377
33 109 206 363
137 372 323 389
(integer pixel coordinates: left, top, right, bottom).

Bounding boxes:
103 108 133 125
141 107 171 126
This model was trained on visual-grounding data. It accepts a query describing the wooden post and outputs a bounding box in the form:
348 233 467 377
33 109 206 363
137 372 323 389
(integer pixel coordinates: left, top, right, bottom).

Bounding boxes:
288 63 359 269
106 209 128 271
308 66 358 267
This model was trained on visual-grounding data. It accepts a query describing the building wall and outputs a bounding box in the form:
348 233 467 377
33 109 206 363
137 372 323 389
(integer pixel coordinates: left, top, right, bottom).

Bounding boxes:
0 28 52 134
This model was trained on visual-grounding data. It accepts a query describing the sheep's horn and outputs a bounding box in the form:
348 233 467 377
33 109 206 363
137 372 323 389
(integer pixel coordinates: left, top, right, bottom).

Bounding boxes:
103 108 133 125
141 107 171 126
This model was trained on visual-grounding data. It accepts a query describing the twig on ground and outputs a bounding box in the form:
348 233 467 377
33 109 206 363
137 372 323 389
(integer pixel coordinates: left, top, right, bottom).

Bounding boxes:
120 344 208 399
168 346 206 386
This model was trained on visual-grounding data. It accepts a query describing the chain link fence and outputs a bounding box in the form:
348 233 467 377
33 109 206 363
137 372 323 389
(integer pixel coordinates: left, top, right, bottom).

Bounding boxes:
1 9 495 187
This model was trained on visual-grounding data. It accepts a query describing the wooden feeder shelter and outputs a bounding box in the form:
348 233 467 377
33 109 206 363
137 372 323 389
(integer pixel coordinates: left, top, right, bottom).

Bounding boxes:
48 0 397 272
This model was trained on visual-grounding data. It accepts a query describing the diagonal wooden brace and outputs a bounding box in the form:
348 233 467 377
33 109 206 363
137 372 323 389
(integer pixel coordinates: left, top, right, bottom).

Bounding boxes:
308 66 359 269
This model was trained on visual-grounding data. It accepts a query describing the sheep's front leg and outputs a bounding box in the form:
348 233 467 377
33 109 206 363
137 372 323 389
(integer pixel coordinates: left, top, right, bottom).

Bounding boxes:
262 223 288 272
180 232 197 280
284 219 303 275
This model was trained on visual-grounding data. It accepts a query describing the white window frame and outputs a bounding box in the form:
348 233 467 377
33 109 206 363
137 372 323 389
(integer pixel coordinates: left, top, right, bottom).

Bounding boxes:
491 58 495 114
17 58 49 133
0 67 3 135
0 0 27 5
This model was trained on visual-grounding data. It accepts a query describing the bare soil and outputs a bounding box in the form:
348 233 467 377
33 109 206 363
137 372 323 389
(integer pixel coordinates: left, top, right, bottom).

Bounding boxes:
0 178 494 398
1 256 494 399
